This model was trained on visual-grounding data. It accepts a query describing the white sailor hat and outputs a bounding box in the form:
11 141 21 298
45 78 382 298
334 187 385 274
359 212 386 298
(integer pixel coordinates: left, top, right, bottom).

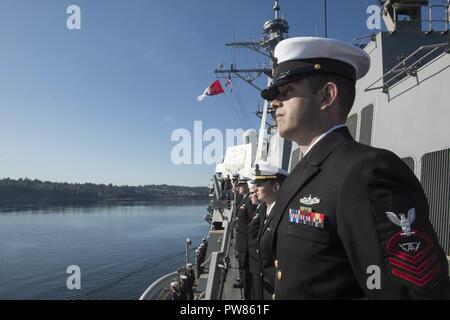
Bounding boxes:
187 263 193 268
253 161 288 182
180 275 188 280
237 171 252 185
261 37 371 101
247 180 256 190
170 281 178 288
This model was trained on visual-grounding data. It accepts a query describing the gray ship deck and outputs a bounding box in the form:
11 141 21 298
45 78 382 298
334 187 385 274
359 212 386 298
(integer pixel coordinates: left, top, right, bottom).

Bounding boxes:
196 230 223 293
196 240 243 300
220 236 243 300
195 227 242 300
195 204 243 300
196 235 244 300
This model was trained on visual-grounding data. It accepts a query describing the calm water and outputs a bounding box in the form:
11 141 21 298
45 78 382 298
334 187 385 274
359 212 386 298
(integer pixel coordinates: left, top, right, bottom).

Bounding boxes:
0 202 209 300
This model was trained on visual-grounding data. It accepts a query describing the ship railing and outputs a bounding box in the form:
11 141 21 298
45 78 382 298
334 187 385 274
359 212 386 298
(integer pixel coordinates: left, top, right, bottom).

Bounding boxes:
385 1 449 34
216 202 235 298
211 173 233 211
365 42 449 92
212 174 222 201
204 201 235 300
352 33 377 49
200 253 212 272
204 251 226 300
138 271 179 300
201 174 235 300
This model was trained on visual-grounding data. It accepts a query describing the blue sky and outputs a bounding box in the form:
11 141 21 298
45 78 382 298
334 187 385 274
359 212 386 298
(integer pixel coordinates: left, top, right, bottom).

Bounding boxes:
0 0 383 187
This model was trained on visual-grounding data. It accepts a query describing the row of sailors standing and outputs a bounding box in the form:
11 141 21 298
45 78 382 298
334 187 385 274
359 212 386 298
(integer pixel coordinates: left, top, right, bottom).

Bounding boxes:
231 161 287 300
169 263 196 300
170 238 208 300
195 238 208 277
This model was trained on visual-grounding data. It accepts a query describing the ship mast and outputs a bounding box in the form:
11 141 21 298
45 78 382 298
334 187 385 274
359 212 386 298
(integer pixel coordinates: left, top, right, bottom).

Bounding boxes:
215 0 289 162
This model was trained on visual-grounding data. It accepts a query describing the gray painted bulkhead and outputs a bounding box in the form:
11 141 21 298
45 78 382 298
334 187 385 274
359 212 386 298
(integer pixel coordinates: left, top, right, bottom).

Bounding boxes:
351 31 450 255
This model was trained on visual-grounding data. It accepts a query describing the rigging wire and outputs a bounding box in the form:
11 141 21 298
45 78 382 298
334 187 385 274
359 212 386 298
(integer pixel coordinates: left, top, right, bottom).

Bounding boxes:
216 75 246 129
225 91 246 129
223 26 260 130
232 26 237 68
226 75 254 130
220 27 247 129
233 86 258 129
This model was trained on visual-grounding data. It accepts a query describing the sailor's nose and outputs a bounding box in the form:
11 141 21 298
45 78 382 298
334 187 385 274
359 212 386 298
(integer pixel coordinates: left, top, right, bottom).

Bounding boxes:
271 100 283 109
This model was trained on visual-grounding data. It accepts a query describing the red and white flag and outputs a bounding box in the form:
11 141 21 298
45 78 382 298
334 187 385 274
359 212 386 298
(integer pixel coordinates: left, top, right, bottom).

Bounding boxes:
197 80 225 102
225 75 234 93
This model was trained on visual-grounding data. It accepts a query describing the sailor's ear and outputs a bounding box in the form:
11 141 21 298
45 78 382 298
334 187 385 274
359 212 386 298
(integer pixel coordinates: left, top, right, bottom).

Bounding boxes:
272 182 280 192
318 82 338 111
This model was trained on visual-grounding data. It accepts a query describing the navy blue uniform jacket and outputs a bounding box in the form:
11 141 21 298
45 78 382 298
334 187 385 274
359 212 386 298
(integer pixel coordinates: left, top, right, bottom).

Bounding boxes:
270 127 450 299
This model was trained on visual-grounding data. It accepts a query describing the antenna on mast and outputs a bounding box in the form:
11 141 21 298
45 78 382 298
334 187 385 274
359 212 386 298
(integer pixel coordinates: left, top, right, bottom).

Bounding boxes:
324 0 328 38
215 0 289 88
231 25 236 67
262 0 289 56
213 0 291 163
274 0 280 19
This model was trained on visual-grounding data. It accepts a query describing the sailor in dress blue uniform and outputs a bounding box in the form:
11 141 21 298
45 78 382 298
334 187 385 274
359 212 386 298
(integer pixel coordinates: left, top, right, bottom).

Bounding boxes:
254 161 288 300
247 180 267 300
261 37 450 299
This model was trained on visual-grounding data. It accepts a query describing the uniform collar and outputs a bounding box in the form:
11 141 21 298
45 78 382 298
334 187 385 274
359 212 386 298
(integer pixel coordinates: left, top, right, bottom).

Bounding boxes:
301 126 353 167
268 126 354 254
266 201 276 217
304 124 346 156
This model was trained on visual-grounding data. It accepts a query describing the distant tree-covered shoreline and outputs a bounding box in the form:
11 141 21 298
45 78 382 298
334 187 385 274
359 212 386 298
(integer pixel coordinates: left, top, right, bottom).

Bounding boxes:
0 178 209 205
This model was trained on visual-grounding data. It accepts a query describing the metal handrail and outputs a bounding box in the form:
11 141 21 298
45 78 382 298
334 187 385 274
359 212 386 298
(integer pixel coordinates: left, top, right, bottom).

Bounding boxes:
217 219 233 300
383 44 446 86
201 253 212 269
139 271 179 300
203 204 234 299
389 2 449 33
352 33 377 48
365 42 448 92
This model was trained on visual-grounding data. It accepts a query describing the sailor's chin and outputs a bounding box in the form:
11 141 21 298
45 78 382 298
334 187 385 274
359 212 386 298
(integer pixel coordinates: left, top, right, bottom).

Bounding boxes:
277 124 288 137
276 118 284 129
